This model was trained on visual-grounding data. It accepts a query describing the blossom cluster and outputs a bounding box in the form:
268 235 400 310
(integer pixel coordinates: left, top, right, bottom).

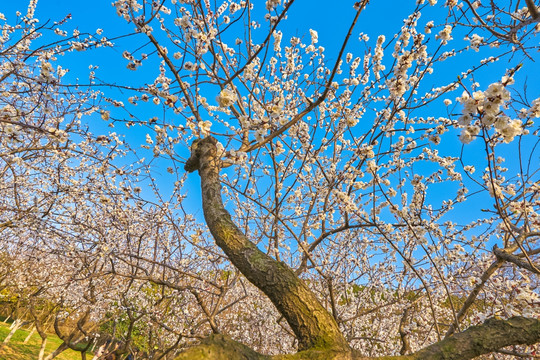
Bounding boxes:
456 77 527 144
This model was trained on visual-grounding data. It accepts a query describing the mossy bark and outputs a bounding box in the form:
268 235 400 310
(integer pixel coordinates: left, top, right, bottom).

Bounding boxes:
413 316 540 360
174 334 353 360
175 334 269 360
185 137 349 352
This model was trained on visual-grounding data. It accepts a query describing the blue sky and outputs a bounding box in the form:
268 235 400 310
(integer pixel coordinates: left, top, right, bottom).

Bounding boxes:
2 0 539 241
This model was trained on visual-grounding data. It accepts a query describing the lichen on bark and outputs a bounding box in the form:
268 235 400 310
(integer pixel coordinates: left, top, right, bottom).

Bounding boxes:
185 136 349 352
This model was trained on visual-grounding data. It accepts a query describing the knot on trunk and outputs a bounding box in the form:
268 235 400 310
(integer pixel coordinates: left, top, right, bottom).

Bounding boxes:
184 136 217 173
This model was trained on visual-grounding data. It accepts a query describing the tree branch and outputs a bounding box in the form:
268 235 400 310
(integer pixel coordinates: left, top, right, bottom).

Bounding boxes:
413 316 540 360
525 0 540 19
176 316 540 360
494 245 540 274
444 258 504 337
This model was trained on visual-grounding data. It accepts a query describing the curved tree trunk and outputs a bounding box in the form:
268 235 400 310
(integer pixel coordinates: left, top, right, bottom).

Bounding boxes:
185 137 349 352
183 136 540 360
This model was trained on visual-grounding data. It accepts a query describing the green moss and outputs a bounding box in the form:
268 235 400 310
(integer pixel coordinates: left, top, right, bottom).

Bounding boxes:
175 334 269 360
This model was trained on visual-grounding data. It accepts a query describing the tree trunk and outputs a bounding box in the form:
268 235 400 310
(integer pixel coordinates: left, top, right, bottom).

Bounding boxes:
9 317 20 330
35 314 49 360
412 317 540 360
38 338 48 360
24 325 36 343
44 342 69 360
1 318 25 347
185 137 349 352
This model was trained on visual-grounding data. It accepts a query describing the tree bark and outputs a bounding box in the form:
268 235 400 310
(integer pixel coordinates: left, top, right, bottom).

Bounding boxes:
493 245 540 274
38 338 48 360
412 316 540 360
44 342 68 360
35 316 49 360
185 137 349 352
24 325 36 343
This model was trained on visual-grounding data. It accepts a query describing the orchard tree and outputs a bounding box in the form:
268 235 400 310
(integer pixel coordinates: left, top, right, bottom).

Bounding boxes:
0 5 191 358
107 0 540 358
2 0 540 359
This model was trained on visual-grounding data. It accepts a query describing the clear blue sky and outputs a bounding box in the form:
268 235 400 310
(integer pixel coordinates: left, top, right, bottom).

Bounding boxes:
2 0 538 231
